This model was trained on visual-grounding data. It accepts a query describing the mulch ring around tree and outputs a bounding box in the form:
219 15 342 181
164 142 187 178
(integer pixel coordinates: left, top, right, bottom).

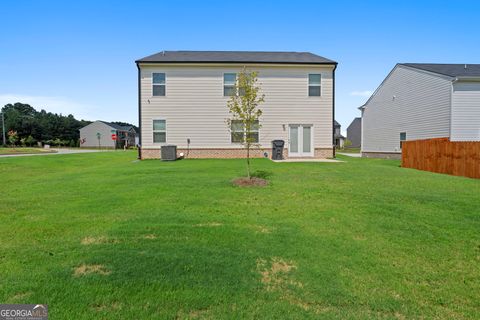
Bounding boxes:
232 177 268 187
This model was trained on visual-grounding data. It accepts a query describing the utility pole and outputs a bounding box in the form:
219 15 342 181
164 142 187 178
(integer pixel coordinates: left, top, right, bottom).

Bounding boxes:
1 112 5 146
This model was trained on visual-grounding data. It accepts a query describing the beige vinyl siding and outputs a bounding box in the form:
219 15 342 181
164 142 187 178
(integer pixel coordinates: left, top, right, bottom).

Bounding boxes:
451 81 480 141
362 66 451 153
79 121 115 148
139 64 334 150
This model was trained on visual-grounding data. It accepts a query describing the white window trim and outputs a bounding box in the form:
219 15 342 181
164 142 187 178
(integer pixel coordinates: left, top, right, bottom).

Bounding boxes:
223 72 237 97
400 132 407 149
308 73 322 97
152 118 167 144
230 120 260 144
152 72 166 97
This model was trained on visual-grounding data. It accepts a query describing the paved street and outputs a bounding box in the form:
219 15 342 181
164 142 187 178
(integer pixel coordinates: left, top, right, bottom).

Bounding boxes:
0 148 115 158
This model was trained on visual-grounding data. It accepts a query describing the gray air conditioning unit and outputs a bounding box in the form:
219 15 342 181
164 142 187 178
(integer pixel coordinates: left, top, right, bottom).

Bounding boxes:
161 145 177 161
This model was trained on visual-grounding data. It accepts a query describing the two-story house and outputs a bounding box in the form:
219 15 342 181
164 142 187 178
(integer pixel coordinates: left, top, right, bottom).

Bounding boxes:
135 51 337 159
333 120 345 148
347 117 361 148
360 63 480 158
79 121 137 149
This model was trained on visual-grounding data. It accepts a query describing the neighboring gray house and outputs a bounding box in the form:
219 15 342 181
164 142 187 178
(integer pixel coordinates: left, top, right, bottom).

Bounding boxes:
360 63 480 158
334 120 345 148
346 117 361 148
80 121 136 148
135 51 337 159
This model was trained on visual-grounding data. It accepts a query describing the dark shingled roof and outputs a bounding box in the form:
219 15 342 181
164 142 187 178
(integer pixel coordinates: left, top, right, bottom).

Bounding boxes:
136 51 337 65
100 121 134 132
400 63 480 77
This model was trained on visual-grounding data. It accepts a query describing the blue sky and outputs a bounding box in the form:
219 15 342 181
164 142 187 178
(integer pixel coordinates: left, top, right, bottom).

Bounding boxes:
1 0 479 132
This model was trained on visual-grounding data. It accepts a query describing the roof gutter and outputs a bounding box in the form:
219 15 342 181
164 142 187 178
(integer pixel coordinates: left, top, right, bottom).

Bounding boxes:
134 60 338 65
452 76 480 82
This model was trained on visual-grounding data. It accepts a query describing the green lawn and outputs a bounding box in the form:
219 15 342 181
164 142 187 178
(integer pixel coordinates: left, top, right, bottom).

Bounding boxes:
0 147 56 155
0 152 479 319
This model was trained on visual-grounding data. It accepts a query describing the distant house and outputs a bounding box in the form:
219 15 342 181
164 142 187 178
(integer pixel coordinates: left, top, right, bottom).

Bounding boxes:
360 63 480 158
334 120 346 148
346 117 361 148
79 121 136 148
135 50 338 159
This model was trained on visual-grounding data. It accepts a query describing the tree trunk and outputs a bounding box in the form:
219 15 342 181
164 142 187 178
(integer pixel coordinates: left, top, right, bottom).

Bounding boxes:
246 144 251 179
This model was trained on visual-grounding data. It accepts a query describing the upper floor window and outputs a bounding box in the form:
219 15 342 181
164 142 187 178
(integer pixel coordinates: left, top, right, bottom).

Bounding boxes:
153 119 166 143
400 132 406 149
153 73 166 96
308 74 321 96
224 73 236 96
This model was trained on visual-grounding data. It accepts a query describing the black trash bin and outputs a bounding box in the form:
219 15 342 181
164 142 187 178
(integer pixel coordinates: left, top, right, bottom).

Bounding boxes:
271 140 285 160
161 145 177 161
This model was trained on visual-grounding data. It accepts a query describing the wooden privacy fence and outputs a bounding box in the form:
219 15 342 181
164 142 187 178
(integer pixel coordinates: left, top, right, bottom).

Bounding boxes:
402 138 480 179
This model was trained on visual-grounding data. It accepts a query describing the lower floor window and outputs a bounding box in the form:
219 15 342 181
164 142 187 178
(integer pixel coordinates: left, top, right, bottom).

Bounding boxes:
153 120 166 143
400 132 406 149
231 120 259 143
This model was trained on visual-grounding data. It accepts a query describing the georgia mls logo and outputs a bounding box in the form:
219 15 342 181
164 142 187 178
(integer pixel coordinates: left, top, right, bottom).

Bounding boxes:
32 305 47 317
0 304 48 320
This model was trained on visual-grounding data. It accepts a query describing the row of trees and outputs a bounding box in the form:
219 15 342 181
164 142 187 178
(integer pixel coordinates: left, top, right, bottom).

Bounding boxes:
1 103 139 148
1 103 91 147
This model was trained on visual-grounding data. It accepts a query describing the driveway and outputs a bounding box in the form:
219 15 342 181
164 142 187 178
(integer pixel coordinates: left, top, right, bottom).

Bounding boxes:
337 152 362 158
0 148 114 158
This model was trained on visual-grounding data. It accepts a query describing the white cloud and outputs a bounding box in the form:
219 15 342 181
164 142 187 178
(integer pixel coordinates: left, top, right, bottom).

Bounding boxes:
349 90 373 97
0 94 103 121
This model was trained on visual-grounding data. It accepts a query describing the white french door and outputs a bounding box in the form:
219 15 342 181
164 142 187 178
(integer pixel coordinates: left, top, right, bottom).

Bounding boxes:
289 124 313 157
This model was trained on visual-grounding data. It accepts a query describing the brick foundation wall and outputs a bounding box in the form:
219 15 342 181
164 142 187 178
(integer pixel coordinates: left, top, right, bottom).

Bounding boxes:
180 148 269 159
315 148 334 158
141 147 333 160
361 152 401 160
